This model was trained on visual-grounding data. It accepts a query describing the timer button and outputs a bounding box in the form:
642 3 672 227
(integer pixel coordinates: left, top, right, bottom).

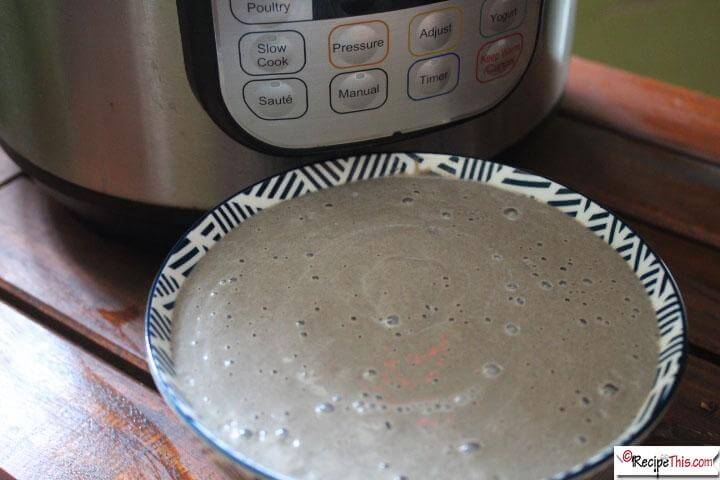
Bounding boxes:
408 53 460 100
330 69 388 114
476 34 524 82
240 31 306 75
230 0 313 24
480 0 526 37
329 20 389 69
243 79 308 120
409 7 462 56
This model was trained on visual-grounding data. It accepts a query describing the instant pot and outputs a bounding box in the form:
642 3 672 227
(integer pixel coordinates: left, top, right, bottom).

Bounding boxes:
0 0 576 228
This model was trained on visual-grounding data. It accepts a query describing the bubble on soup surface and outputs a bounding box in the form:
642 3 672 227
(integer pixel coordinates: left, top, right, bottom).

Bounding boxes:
483 362 502 378
458 442 481 454
599 383 619 397
502 207 520 221
315 402 335 414
505 323 520 335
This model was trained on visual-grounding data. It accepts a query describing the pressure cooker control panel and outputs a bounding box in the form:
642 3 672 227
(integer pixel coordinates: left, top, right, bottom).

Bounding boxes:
208 0 541 150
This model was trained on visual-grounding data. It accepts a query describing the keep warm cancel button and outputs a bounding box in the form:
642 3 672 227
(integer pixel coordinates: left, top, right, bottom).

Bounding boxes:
476 34 523 83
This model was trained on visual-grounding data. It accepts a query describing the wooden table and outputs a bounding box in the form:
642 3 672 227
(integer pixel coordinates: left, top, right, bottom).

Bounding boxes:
1 57 718 479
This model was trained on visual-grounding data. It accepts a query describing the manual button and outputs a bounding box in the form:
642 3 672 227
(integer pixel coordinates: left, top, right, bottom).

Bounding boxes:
230 0 313 24
243 79 308 120
330 69 388 114
329 20 389 69
240 31 306 75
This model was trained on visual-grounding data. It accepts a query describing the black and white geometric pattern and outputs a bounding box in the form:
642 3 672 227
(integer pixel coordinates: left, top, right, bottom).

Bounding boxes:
146 153 686 480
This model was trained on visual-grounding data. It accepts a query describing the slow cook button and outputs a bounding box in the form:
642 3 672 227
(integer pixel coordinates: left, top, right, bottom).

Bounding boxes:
240 31 306 75
230 0 313 24
409 7 462 56
480 0 526 37
243 79 308 120
330 69 388 114
329 21 389 68
408 53 460 100
476 34 523 82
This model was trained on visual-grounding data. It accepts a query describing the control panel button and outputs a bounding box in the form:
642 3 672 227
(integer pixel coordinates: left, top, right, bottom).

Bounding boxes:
243 78 308 120
476 34 523 82
240 31 306 75
230 0 313 24
330 69 388 113
409 7 462 56
480 0 526 37
408 53 460 100
329 21 389 69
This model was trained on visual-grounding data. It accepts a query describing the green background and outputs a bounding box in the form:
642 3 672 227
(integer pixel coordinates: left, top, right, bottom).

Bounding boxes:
573 0 720 97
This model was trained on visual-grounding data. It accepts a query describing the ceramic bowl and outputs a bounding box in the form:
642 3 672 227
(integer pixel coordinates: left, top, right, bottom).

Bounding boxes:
146 153 686 479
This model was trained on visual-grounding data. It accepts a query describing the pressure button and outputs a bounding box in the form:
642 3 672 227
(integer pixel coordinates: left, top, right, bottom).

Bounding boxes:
329 21 389 68
243 79 308 120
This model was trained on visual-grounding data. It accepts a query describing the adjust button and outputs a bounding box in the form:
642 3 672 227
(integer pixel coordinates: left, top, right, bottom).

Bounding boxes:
230 0 313 24
409 7 462 56
243 79 308 120
330 69 388 114
329 21 389 68
480 0 526 37
240 30 306 75
408 53 460 100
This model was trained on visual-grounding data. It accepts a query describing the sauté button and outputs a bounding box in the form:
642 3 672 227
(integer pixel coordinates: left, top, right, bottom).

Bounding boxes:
240 31 306 75
480 0 526 37
476 34 523 82
230 0 313 24
243 79 308 120
330 69 388 113
329 21 389 68
408 53 460 100
409 7 462 56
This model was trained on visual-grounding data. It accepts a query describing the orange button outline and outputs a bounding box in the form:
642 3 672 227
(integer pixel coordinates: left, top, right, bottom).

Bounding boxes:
408 6 463 57
475 32 524 83
328 19 390 69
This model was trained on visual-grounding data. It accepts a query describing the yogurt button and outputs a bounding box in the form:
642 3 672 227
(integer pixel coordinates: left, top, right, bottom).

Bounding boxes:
408 54 460 100
481 0 526 36
410 8 462 55
243 79 308 119
329 21 389 68
330 69 388 113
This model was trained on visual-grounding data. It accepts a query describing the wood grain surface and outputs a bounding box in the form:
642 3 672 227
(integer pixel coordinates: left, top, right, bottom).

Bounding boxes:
565 57 720 166
499 115 720 250
0 300 232 480
0 177 162 370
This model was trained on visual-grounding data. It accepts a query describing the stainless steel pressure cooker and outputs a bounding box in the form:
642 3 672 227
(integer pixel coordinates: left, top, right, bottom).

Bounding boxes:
0 0 576 227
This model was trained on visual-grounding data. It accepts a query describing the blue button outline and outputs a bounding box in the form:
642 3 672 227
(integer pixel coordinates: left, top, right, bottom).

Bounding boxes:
407 52 461 101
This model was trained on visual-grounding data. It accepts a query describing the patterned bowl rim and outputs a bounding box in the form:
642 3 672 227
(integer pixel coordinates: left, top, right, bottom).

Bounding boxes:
145 153 687 480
